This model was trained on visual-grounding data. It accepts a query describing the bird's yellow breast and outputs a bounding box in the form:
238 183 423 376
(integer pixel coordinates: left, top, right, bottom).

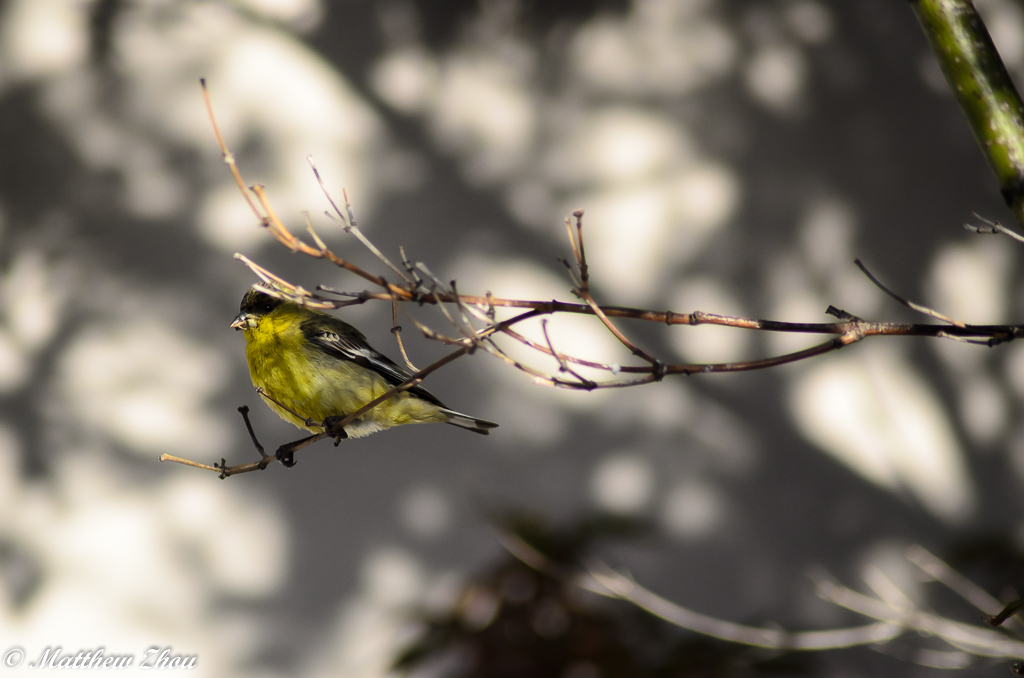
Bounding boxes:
242 307 446 436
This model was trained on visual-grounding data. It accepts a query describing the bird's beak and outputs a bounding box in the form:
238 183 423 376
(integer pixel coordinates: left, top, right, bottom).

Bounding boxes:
231 312 253 331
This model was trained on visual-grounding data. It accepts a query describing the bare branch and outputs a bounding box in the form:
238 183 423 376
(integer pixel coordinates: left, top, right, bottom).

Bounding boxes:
586 561 901 651
195 79 1024 477
816 574 1024 659
495 523 1024 667
907 546 1005 618
496 528 900 651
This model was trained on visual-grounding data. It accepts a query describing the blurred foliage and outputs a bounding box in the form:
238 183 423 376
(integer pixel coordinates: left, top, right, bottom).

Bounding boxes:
393 512 812 677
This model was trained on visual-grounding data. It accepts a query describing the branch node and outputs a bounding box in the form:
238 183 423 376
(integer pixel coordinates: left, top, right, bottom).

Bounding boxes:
826 305 860 321
652 360 667 382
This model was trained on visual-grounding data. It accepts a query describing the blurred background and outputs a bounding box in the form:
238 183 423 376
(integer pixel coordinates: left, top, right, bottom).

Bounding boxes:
3 0 1024 675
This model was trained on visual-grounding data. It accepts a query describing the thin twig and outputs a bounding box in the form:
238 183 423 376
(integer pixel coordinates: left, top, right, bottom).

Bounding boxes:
308 155 412 283
854 259 966 327
303 211 330 252
200 79 264 224
391 296 417 372
232 255 335 308
158 454 223 473
573 210 589 286
540 319 596 388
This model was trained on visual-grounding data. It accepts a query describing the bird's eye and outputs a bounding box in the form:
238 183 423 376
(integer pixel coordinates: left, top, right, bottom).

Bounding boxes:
263 303 274 313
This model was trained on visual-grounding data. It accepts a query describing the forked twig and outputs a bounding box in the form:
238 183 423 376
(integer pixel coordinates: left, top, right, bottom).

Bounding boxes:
308 155 412 284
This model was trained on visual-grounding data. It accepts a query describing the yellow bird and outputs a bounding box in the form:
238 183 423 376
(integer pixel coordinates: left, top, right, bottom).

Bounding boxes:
231 285 497 455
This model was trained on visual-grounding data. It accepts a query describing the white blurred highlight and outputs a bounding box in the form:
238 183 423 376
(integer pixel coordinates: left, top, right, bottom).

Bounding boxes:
162 477 287 596
744 44 807 113
927 240 1012 433
789 346 974 523
4 0 385 248
957 375 1007 445
661 479 726 540
926 240 1010 325
57 319 230 457
400 485 452 539
571 7 737 96
671 163 739 229
4 250 63 349
546 108 690 185
576 164 738 304
430 54 535 182
0 0 88 80
540 103 738 304
578 184 673 303
370 48 439 114
858 540 924 607
0 250 70 393
310 548 430 677
238 0 321 27
1004 341 1024 399
2 452 287 676
199 28 385 249
591 453 655 514
367 6 743 312
362 547 424 608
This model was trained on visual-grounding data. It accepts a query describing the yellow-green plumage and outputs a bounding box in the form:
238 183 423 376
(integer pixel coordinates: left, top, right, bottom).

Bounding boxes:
232 286 497 439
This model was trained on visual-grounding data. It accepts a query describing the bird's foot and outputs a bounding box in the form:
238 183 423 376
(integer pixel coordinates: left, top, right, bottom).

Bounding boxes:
275 446 297 468
323 415 349 445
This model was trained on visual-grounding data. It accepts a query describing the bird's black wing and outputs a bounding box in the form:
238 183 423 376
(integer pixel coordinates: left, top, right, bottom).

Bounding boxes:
301 315 446 407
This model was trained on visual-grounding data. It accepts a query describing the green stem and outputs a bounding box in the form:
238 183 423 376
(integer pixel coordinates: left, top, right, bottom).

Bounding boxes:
911 0 1024 226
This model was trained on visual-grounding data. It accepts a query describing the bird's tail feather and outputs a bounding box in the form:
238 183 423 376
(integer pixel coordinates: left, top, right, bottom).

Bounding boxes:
441 408 499 435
